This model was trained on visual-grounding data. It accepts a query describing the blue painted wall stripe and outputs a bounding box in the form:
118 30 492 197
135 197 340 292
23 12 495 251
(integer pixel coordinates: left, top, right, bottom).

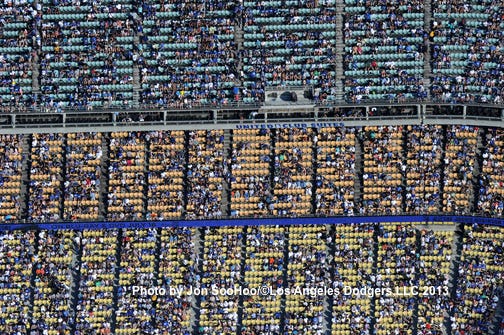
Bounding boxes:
0 215 502 231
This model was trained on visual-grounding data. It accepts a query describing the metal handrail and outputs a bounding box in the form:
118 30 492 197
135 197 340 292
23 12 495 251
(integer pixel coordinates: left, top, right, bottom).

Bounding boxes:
2 98 503 115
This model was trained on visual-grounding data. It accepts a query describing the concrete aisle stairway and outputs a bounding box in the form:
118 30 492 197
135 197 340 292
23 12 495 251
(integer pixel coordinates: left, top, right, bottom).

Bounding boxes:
190 228 205 333
354 134 363 211
132 35 141 108
98 134 110 221
20 135 31 221
490 291 504 335
236 226 248 335
471 128 485 213
443 223 464 335
31 0 41 104
423 0 432 100
334 0 345 101
68 232 83 335
110 229 124 334
234 23 245 85
220 129 232 218
322 225 336 335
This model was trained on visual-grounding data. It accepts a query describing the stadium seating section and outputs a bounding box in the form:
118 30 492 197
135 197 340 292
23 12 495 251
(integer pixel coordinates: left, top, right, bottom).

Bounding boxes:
32 230 75 334
0 126 503 221
362 126 404 215
343 0 427 102
64 132 102 221
284 225 326 334
0 2 34 111
28 133 64 222
375 223 416 334
138 0 238 107
242 225 283 334
186 130 225 219
40 0 135 108
0 135 23 221
0 1 502 334
405 125 443 213
76 229 117 334
107 132 146 221
0 231 34 334
0 222 501 334
417 229 453 333
230 128 272 217
146 131 185 220
431 0 503 104
478 128 504 216
273 128 314 217
200 226 241 334
157 227 195 334
242 0 337 102
456 224 504 334
442 125 478 214
315 127 356 216
116 229 157 334
0 0 500 107
331 223 374 334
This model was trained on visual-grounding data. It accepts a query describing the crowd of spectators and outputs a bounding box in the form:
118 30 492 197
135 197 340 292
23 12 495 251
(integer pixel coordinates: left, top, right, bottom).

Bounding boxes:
331 223 374 334
199 226 241 334
157 227 196 334
361 126 404 215
28 133 64 222
75 227 197 335
430 0 503 104
343 0 427 102
0 134 23 221
405 125 443 213
40 0 135 109
375 223 417 334
273 128 314 217
0 0 36 111
107 131 146 221
0 0 503 109
242 225 283 334
453 224 504 334
315 127 356 216
417 229 453 334
31 230 75 334
64 132 102 221
230 128 273 217
0 231 35 334
75 229 116 335
138 0 239 108
242 0 337 103
116 229 158 334
4 126 504 223
146 130 186 220
442 125 478 214
0 222 502 334
186 130 226 219
284 225 327 334
478 128 504 216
